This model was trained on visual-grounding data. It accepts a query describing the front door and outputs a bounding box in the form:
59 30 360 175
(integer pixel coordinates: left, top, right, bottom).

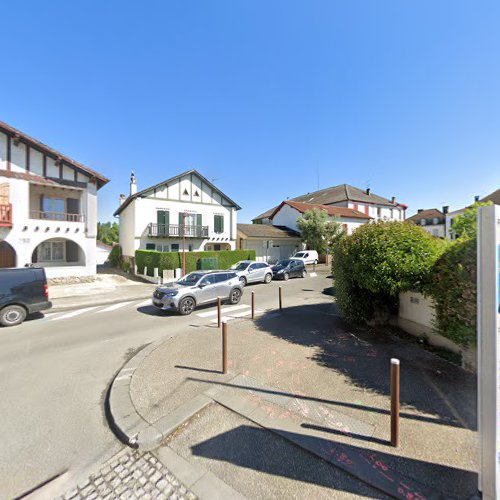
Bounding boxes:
0 241 16 268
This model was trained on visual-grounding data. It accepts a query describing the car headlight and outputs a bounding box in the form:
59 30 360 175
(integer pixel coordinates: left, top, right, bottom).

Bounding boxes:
277 270 284 273
165 291 178 297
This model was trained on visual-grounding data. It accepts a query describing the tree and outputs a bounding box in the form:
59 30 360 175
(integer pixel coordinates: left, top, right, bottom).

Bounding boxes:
97 222 119 245
296 208 343 254
451 201 492 240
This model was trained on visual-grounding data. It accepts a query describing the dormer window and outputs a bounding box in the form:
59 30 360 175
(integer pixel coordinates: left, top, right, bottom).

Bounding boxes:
432 218 439 225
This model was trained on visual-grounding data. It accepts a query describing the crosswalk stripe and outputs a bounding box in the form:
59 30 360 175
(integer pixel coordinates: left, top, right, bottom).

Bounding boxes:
136 299 152 307
51 306 99 321
97 301 134 313
211 309 263 323
197 304 249 318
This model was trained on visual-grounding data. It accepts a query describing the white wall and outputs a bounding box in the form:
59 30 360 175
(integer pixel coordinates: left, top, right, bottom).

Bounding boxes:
420 224 445 238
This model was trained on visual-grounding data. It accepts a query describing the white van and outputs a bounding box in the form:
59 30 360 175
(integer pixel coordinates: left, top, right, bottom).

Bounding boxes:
291 250 319 265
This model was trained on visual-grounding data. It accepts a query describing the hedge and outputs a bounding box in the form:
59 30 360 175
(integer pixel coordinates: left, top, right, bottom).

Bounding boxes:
135 249 257 276
331 221 446 323
109 245 122 267
429 238 476 346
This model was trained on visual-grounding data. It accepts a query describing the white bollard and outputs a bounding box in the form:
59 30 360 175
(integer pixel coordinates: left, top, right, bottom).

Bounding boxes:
134 264 138 275
143 266 148 277
154 267 159 278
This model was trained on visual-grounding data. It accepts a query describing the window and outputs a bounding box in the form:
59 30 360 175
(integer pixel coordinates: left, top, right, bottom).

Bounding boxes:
214 215 224 234
146 243 155 250
214 273 229 283
390 209 394 218
171 244 180 252
377 207 382 218
188 244 193 252
39 241 65 262
200 275 217 286
213 244 221 251
42 197 65 220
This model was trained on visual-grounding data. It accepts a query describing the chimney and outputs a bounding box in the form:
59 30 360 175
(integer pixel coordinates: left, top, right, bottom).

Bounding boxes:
391 196 396 204
119 194 126 205
366 188 371 195
442 205 449 214
130 171 137 196
474 195 479 202
417 209 423 214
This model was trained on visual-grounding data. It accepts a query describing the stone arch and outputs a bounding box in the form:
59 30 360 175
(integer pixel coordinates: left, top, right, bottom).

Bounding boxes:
31 237 86 267
0 240 16 268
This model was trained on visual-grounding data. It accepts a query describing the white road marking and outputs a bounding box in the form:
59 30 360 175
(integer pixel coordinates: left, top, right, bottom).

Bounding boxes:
197 304 249 318
211 309 263 323
136 299 152 307
51 306 99 321
97 301 134 313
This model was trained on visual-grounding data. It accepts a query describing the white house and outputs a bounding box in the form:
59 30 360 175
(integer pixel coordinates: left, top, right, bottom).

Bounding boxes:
253 184 406 224
406 208 447 238
270 200 372 235
115 170 241 261
0 120 109 279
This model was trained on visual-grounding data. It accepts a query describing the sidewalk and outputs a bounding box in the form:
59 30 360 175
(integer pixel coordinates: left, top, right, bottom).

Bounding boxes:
49 272 156 312
108 294 478 499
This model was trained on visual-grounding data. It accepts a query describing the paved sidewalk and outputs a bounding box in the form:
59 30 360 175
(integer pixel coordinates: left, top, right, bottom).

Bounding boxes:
108 291 478 499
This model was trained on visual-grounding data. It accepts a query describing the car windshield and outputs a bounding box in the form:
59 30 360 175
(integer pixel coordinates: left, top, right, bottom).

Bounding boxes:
274 260 291 268
230 262 249 271
177 273 203 286
294 253 305 258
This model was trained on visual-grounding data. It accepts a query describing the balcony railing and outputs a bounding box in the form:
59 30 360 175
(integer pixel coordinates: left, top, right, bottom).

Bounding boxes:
148 223 209 238
0 204 12 227
30 210 84 222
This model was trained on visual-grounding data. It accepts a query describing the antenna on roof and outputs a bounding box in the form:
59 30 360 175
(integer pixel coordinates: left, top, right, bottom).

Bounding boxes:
365 179 371 189
210 177 220 184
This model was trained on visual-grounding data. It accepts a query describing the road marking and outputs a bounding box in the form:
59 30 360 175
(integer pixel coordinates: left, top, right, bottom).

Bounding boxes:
211 309 263 323
136 299 152 308
97 301 134 313
197 304 249 318
51 306 99 321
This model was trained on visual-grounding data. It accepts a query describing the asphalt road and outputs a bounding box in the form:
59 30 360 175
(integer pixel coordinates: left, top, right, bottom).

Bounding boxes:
0 270 331 500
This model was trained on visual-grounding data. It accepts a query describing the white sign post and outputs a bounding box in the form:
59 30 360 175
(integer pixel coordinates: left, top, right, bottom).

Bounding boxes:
477 204 500 499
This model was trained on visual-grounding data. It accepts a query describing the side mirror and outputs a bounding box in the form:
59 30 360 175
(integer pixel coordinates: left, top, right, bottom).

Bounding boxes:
199 283 206 288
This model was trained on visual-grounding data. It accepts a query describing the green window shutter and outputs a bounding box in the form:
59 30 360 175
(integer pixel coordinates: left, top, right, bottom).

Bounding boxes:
179 212 184 237
214 215 219 233
196 214 202 237
220 215 224 233
214 215 224 233
157 210 168 235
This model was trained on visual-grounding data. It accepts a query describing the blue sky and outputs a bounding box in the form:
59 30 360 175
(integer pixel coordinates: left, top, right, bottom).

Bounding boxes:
1 1 499 222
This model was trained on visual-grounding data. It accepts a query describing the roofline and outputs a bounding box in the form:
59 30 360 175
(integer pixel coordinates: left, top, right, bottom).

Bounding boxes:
0 120 109 188
269 200 372 220
113 169 242 216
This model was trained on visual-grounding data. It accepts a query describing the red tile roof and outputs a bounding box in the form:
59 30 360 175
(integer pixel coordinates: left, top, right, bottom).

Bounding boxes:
271 200 372 220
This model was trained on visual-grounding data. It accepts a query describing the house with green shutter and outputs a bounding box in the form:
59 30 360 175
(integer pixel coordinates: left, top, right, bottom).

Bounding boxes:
114 170 241 261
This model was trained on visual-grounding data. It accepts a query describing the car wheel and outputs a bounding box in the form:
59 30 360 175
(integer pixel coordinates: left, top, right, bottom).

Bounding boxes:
314 259 318 265
301 269 307 278
178 297 196 315
229 288 242 304
283 272 289 281
0 305 27 327
239 276 247 286
264 273 272 284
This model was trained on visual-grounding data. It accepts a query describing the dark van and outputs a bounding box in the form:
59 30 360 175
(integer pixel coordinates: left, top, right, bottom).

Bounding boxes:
0 268 52 326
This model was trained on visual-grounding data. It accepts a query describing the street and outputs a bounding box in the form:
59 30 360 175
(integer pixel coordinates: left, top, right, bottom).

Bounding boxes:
0 272 328 500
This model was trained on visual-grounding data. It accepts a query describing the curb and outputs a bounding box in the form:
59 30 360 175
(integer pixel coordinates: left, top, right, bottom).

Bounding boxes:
107 337 212 451
49 293 153 313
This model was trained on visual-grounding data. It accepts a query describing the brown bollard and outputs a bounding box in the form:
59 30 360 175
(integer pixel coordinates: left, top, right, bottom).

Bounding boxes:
279 286 282 310
251 291 255 319
390 358 400 447
222 321 228 374
217 297 221 328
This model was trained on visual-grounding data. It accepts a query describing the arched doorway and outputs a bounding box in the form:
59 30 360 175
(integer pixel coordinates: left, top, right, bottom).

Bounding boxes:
31 238 85 267
0 241 16 268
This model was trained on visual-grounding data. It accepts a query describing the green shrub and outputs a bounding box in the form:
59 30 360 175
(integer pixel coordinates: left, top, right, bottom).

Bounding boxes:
135 249 256 276
109 245 122 267
331 221 446 323
429 238 476 346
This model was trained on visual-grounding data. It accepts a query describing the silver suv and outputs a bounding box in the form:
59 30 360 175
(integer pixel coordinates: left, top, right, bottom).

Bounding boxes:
230 261 273 286
152 270 243 315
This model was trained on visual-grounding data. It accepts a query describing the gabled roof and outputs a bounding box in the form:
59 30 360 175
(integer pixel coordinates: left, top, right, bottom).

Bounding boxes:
449 188 500 216
0 120 109 188
406 208 444 223
237 223 301 238
114 169 241 216
253 206 279 221
270 200 372 220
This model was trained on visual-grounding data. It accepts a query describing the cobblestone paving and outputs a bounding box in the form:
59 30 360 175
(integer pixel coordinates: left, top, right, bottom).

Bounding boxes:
59 449 197 500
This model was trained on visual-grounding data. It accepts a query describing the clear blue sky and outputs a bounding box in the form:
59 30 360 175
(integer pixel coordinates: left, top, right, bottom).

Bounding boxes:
2 1 499 222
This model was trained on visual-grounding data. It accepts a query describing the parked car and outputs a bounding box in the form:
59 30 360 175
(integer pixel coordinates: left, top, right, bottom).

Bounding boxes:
229 261 273 286
271 259 307 280
291 250 319 265
152 270 243 315
0 267 52 327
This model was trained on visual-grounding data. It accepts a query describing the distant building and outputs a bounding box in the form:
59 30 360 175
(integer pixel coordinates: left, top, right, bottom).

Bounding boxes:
253 184 406 225
406 208 447 238
96 241 113 265
115 170 241 261
0 120 109 278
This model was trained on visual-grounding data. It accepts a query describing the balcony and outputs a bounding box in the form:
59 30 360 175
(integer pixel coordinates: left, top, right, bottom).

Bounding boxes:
0 204 12 227
148 223 209 238
30 210 84 222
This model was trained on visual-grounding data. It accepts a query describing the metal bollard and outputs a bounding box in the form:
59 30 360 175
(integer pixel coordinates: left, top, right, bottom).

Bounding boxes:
251 291 255 319
217 297 221 328
222 321 228 374
279 286 282 310
390 358 400 447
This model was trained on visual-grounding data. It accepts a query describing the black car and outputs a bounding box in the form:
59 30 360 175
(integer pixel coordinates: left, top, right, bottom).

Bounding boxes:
271 259 307 280
0 267 52 326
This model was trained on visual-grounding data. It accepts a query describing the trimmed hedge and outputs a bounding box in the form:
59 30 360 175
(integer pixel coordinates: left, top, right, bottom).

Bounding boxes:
135 249 257 276
429 238 476 346
331 221 446 323
109 245 122 267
